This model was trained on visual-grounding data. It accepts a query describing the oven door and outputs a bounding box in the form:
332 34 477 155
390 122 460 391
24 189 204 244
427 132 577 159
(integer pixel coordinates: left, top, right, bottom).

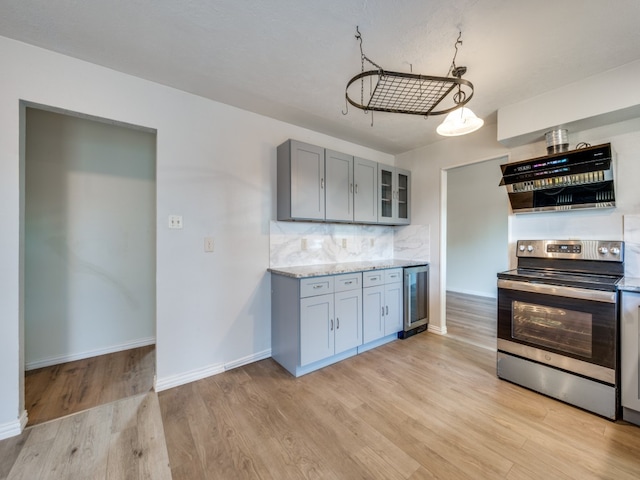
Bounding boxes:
497 279 618 385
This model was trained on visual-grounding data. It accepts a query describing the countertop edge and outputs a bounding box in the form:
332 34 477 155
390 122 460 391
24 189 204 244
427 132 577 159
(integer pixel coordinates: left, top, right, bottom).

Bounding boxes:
268 260 429 279
619 277 640 292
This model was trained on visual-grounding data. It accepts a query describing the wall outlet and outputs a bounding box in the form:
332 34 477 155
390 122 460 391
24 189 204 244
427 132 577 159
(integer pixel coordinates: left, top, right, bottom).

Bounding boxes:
301 238 308 250
342 238 347 248
204 237 214 252
168 215 183 229
370 238 375 247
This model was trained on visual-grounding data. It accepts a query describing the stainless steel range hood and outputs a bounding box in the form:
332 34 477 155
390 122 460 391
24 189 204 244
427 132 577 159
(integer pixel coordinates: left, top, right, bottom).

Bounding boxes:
499 143 615 214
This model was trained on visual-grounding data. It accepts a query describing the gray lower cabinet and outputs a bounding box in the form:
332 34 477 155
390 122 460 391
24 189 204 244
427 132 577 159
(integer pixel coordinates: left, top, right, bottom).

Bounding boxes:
362 269 403 344
272 272 363 377
621 291 640 425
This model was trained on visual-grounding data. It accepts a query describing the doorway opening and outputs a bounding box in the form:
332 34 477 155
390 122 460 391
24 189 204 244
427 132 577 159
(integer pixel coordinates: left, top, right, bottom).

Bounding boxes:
441 155 508 350
22 104 157 426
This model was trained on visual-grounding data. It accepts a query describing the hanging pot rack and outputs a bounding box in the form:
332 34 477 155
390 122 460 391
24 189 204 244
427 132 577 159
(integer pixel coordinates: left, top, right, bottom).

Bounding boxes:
344 28 475 118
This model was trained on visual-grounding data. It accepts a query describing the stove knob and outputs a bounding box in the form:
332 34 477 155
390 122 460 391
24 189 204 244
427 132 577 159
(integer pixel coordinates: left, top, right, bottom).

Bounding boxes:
527 245 534 252
518 244 526 252
610 247 620 256
598 246 609 255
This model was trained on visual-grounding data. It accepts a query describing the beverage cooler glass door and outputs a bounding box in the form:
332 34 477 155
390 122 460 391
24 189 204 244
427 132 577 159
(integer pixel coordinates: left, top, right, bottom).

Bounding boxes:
404 265 429 330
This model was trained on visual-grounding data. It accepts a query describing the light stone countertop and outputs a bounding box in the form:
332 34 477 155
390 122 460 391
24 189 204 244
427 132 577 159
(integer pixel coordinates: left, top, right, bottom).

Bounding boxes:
268 260 428 279
619 277 640 293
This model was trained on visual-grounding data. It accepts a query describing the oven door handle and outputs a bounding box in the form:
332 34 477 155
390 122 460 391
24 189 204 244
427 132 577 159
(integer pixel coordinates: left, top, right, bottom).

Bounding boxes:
497 279 616 303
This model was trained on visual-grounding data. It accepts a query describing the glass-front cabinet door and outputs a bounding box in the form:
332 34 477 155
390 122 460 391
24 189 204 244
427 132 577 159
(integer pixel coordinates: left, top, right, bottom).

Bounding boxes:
396 168 410 225
378 165 394 222
377 165 411 225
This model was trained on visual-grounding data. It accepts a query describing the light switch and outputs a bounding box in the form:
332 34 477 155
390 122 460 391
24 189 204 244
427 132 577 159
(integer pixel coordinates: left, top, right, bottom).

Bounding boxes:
342 238 348 248
301 238 308 250
168 215 183 229
204 237 214 252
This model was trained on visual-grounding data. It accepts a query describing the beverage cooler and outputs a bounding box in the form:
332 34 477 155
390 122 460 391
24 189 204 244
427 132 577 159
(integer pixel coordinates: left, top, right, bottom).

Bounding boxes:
399 265 429 339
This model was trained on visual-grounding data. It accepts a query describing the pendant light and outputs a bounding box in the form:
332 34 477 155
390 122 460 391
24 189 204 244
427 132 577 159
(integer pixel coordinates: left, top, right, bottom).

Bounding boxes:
436 106 484 136
436 64 483 136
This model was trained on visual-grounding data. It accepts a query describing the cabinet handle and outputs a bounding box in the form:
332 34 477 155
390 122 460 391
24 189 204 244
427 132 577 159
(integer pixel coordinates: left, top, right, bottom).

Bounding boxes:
321 178 324 189
386 306 389 315
345 281 352 285
313 285 323 289
355 184 359 194
330 319 334 331
350 183 354 193
371 276 379 281
336 318 340 329
381 306 385 316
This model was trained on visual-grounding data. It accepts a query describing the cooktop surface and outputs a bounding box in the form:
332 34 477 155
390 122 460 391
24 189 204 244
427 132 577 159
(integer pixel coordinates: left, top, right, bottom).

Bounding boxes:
498 268 622 291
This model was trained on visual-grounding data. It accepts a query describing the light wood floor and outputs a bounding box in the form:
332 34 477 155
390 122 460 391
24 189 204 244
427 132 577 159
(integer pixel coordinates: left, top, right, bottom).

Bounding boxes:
4 294 640 479
160 293 640 480
1 392 171 480
25 345 156 426
446 290 497 351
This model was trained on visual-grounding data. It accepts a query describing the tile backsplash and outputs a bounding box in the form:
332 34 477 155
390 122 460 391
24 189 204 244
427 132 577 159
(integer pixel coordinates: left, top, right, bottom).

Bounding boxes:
624 214 640 278
269 221 429 268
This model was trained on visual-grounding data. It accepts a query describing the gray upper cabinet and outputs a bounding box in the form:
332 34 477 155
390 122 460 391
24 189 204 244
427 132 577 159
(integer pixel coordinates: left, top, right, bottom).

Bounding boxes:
378 164 411 225
277 139 408 225
325 149 353 222
353 157 378 223
277 140 325 221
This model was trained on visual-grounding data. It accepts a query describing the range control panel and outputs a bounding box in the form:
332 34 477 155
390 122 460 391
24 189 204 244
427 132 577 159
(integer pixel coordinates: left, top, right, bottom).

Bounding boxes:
546 243 581 254
516 240 624 262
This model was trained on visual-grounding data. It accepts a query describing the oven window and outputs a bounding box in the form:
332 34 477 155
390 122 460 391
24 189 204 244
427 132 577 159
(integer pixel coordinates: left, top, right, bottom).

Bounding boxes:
512 301 593 357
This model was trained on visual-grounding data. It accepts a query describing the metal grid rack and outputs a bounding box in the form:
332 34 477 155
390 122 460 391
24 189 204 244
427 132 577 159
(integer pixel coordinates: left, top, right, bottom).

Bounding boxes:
345 69 475 116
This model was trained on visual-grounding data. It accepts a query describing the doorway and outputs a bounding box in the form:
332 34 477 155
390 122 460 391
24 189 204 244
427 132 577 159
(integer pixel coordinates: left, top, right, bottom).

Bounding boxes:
442 155 508 349
23 105 157 425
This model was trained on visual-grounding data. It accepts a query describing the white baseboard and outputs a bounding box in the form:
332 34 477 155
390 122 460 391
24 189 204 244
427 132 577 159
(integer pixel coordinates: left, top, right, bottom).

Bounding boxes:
0 410 27 440
155 348 272 392
25 337 156 371
447 288 497 299
224 349 271 371
428 324 447 335
155 362 225 392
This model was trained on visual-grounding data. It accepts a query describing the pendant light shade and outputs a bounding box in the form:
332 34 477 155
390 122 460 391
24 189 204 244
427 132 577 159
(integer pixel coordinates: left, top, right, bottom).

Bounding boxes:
436 107 484 136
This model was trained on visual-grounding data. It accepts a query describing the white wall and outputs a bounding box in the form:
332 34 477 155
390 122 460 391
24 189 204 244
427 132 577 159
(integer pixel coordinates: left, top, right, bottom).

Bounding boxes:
396 124 510 334
446 156 509 298
25 108 156 369
0 36 394 438
397 119 640 335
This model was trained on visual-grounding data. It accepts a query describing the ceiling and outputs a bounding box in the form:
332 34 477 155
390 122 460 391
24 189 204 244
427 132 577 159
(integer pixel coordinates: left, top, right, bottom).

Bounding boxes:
2 0 640 154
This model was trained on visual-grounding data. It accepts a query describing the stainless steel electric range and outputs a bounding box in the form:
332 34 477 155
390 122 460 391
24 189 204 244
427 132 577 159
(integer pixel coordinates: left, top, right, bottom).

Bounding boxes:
497 239 624 419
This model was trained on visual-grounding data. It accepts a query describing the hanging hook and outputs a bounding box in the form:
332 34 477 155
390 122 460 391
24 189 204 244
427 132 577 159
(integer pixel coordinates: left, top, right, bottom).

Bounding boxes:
448 31 463 76
342 95 349 115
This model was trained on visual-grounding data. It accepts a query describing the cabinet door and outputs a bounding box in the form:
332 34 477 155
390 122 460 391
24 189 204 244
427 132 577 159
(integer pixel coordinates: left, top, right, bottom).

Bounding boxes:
334 289 363 354
300 294 334 365
354 157 378 223
363 285 385 343
290 140 325 220
325 150 353 222
384 282 404 335
621 292 640 411
378 164 394 223
395 168 411 225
